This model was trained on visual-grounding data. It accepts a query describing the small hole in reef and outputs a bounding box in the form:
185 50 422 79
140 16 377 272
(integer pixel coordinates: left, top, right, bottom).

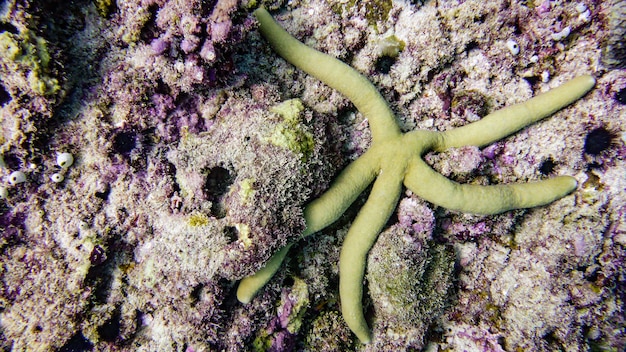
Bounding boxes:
154 78 170 95
542 329 561 347
0 83 10 106
190 283 204 305
204 166 235 218
375 55 396 74
1 152 21 169
584 268 599 282
0 22 18 34
223 226 239 243
615 87 626 105
282 276 295 287
586 162 602 171
112 130 137 155
465 40 479 52
522 76 540 87
95 185 111 201
139 4 161 43
58 332 94 352
98 309 121 342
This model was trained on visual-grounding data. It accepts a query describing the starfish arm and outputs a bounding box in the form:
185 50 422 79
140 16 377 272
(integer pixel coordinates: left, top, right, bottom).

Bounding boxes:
253 8 401 142
437 75 595 150
340 170 404 344
237 151 378 304
303 150 379 236
404 159 577 214
237 243 293 303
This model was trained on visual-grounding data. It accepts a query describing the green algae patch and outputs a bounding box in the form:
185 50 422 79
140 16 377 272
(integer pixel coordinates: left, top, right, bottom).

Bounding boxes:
188 212 210 227
268 99 314 161
378 35 406 58
0 29 60 95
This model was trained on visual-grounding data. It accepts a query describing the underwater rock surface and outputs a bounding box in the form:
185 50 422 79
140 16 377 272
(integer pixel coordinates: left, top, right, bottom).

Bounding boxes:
0 0 624 350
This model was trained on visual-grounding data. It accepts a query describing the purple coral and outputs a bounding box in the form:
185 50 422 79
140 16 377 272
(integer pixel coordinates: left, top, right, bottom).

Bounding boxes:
397 194 435 235
0 206 26 241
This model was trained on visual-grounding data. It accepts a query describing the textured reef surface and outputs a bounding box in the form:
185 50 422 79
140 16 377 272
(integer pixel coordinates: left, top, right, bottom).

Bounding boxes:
0 0 624 351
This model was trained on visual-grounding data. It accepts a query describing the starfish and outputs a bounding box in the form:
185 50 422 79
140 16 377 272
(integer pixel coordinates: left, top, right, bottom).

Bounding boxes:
237 8 596 344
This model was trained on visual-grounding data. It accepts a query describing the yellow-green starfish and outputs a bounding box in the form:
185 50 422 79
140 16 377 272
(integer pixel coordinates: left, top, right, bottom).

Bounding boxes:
238 8 596 344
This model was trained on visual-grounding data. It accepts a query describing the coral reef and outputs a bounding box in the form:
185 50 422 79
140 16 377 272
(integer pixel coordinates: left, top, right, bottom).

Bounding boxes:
0 0 624 351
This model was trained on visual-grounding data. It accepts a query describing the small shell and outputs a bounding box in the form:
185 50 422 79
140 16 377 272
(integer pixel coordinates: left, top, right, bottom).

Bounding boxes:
8 171 26 185
50 173 64 183
0 186 7 199
506 39 520 55
578 9 591 22
78 221 90 232
57 152 74 168
551 26 571 41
